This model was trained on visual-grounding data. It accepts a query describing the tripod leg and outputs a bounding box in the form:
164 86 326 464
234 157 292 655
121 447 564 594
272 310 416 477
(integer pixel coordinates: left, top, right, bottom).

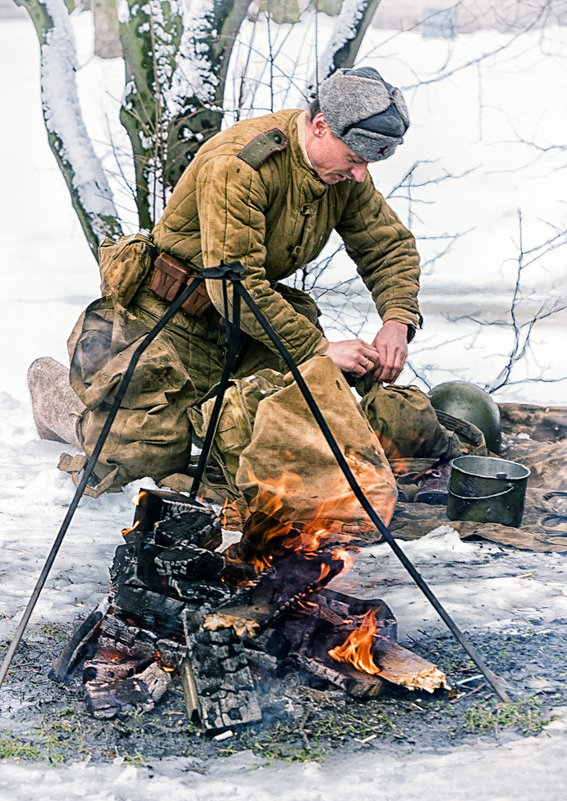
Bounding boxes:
190 283 242 497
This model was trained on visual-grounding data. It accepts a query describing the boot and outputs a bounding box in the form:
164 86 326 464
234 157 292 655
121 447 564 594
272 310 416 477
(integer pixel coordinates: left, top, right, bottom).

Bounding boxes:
413 462 451 505
27 357 85 449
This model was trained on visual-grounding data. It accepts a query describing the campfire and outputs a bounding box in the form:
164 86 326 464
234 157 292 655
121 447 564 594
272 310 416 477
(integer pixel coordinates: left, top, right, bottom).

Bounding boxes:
51 488 448 734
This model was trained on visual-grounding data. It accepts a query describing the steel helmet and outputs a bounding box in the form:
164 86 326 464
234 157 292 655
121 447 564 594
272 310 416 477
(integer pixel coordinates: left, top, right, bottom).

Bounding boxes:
428 381 501 454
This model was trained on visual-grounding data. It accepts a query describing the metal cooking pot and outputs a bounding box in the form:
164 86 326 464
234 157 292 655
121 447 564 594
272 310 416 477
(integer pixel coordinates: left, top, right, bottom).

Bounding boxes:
447 455 530 527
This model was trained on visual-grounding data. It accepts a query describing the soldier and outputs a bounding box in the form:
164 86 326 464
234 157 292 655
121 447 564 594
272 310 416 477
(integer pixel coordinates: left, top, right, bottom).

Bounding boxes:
29 67 475 500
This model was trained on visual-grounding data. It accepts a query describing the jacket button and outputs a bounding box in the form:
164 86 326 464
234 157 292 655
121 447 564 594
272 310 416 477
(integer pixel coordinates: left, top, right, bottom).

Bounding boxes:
273 134 282 144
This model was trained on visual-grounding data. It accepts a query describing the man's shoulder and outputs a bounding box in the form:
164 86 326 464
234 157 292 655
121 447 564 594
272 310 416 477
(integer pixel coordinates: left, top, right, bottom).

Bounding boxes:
199 110 301 165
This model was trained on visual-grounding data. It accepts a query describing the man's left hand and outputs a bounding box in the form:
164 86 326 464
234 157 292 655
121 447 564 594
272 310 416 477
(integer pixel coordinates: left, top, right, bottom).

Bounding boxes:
371 321 409 384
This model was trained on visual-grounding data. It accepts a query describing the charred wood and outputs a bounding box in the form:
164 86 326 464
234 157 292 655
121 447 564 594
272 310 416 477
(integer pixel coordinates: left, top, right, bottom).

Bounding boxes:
49 597 111 682
84 661 171 719
294 652 385 698
206 549 347 637
97 612 157 659
132 489 222 551
154 512 222 552
183 627 262 733
113 585 189 637
83 649 153 684
154 544 224 582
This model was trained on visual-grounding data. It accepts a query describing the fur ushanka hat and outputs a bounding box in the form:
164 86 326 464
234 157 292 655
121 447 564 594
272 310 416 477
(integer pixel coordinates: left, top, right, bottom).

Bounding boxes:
318 67 410 161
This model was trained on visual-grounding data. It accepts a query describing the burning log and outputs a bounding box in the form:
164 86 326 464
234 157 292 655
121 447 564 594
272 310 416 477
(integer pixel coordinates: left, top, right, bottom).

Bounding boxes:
371 642 449 693
205 547 349 638
268 590 396 698
326 609 448 694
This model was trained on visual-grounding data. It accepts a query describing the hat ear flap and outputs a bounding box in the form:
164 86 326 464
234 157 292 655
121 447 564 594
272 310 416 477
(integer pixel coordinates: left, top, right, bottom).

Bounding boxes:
392 87 410 128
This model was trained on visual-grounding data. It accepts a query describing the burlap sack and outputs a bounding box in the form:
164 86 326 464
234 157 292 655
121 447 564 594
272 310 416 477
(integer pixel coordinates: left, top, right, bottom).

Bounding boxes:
235 356 398 533
357 379 467 463
62 297 195 495
188 369 287 498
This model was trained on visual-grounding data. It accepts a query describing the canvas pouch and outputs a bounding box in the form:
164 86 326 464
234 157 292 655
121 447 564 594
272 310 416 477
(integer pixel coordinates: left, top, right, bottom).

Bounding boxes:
98 231 156 307
148 251 212 318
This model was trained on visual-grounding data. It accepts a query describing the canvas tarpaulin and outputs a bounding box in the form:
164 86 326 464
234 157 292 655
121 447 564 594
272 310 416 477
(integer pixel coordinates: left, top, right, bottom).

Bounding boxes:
388 403 567 553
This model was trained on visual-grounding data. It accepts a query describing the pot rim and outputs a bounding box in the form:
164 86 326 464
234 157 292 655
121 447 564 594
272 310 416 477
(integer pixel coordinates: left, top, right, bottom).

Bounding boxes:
449 455 531 481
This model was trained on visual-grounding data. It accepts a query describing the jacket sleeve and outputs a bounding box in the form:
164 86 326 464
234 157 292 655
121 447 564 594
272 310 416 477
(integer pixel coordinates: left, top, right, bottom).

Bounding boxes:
196 154 328 363
336 175 422 336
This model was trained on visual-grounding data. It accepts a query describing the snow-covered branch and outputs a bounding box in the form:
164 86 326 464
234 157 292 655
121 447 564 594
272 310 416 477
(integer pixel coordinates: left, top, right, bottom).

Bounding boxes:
307 0 382 98
19 0 122 256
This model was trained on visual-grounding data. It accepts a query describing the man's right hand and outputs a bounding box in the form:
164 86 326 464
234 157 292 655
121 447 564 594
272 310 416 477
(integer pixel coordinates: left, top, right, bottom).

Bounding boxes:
325 340 380 378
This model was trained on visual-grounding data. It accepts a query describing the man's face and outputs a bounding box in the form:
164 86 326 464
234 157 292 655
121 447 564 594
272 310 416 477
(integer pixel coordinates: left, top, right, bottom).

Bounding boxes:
306 113 375 185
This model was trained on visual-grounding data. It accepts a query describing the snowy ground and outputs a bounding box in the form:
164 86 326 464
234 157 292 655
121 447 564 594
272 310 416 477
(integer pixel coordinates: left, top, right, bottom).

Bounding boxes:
1 9 567 801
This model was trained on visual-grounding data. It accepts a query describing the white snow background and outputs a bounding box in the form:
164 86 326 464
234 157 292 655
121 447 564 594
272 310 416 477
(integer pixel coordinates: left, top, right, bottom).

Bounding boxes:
1 7 567 800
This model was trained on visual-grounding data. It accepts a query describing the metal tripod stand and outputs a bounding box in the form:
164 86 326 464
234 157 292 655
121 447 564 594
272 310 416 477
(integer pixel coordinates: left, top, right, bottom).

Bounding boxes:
0 262 510 702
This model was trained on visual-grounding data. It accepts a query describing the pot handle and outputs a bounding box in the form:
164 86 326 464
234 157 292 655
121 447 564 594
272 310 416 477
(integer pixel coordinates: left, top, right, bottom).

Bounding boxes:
448 484 514 502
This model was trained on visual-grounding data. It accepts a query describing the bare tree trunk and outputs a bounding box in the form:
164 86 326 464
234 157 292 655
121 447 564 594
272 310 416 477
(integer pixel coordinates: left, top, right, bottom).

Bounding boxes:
93 0 121 59
310 0 382 93
163 0 253 190
19 0 384 250
18 0 122 257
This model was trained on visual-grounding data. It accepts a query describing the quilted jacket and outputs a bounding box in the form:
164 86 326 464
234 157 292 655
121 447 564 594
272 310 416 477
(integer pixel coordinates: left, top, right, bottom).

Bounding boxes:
152 109 421 364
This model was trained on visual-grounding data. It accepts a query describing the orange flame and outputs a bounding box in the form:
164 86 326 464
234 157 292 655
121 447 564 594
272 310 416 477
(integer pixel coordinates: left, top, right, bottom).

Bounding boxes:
131 489 148 506
328 610 381 675
332 547 355 575
154 650 175 672
121 519 141 538
243 469 358 560
228 467 366 586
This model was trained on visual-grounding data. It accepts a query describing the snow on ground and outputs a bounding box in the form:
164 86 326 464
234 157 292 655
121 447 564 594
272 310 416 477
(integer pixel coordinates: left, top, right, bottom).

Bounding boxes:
1 10 567 801
1 713 567 801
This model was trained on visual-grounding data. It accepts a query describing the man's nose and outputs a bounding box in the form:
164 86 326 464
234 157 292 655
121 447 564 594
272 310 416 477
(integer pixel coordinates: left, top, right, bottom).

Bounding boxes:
350 163 368 182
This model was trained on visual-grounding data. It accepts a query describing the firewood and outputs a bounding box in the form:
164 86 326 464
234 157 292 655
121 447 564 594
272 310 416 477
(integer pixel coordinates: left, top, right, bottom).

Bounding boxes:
372 641 450 693
84 661 171 719
182 627 262 733
49 596 110 682
204 548 347 637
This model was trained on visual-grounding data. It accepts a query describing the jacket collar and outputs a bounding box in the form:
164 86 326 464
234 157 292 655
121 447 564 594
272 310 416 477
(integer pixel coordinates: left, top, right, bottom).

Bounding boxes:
287 110 328 198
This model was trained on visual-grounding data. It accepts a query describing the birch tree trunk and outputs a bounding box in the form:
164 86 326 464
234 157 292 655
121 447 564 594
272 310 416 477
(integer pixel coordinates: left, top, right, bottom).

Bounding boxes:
21 0 381 249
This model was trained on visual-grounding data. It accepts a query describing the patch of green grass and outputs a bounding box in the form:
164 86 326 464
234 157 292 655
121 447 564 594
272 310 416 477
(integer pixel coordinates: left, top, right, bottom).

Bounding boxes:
119 750 148 768
36 622 68 642
232 703 396 763
244 733 327 763
0 734 41 761
464 697 551 737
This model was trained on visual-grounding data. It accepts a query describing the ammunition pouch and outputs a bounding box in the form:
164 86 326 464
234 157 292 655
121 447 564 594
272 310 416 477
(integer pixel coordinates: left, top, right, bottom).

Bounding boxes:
98 231 156 307
148 252 212 318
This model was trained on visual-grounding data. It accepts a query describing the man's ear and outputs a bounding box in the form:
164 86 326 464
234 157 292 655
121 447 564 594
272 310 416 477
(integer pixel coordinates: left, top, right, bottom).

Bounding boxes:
311 112 328 138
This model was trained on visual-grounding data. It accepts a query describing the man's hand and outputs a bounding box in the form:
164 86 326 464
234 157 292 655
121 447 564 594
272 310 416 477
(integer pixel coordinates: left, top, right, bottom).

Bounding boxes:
325 339 381 377
371 320 409 384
